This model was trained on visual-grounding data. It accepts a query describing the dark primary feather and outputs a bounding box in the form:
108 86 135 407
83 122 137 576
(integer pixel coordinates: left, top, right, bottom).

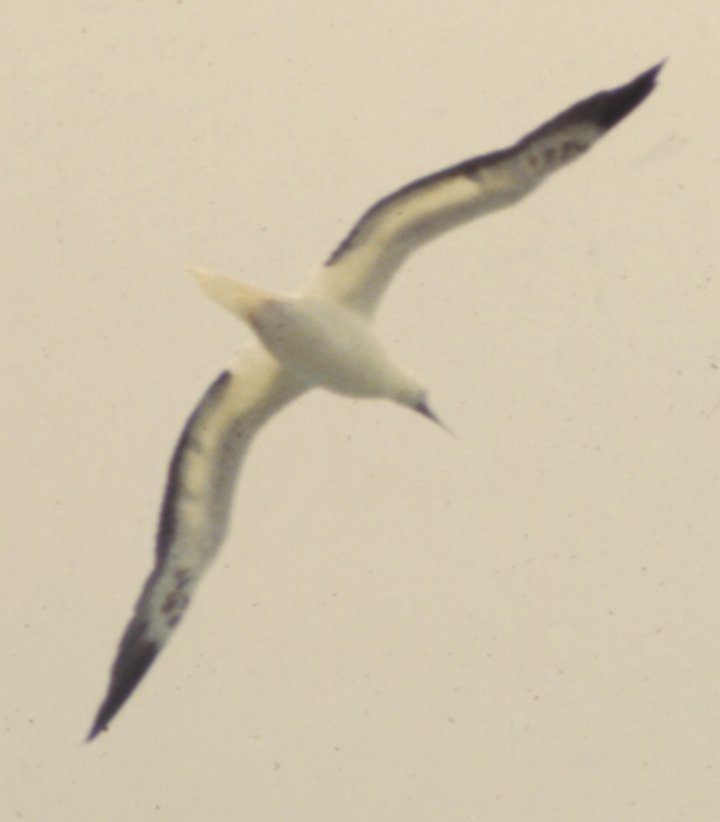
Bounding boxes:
86 601 162 742
88 350 304 741
87 371 235 741
326 62 663 270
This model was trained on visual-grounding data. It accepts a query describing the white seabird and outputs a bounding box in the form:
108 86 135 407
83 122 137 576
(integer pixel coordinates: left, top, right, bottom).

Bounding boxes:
88 63 662 740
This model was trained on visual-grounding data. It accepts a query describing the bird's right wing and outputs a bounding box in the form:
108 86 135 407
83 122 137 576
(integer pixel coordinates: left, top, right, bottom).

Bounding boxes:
88 345 306 740
308 63 662 316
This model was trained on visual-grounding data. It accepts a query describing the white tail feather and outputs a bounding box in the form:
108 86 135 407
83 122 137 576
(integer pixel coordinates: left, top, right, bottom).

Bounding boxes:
188 267 270 321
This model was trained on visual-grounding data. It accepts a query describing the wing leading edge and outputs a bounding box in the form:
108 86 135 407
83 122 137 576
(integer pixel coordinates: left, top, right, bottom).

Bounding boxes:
311 63 662 314
88 347 305 740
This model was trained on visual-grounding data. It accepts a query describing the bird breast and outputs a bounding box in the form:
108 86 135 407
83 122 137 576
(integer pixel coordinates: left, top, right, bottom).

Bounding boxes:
250 297 406 398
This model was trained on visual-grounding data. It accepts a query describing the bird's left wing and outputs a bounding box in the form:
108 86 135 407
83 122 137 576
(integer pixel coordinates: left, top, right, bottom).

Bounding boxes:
88 345 306 740
308 63 662 315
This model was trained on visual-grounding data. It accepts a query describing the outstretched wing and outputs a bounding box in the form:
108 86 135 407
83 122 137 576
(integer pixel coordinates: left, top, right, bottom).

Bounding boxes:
88 346 305 740
309 63 662 315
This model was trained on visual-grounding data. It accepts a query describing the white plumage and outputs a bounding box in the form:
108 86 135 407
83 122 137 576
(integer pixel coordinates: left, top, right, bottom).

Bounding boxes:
88 63 662 740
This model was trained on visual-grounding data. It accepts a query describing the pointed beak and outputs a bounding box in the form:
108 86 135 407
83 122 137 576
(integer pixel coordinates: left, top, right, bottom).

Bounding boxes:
414 399 455 437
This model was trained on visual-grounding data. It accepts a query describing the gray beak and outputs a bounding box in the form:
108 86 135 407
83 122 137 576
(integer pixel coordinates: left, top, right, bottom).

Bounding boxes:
414 399 454 436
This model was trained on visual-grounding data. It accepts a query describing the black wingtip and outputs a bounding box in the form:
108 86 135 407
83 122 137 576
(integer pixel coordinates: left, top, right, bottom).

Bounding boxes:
86 719 106 743
86 635 160 742
591 60 665 131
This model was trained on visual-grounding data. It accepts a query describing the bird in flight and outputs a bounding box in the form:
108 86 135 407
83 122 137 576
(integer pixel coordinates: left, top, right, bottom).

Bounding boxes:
88 63 662 740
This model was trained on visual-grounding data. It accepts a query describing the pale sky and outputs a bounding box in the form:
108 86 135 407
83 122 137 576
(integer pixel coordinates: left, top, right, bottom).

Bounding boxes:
4 3 720 820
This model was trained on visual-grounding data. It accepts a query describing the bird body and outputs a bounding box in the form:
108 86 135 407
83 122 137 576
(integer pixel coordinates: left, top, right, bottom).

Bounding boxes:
193 268 428 403
88 63 663 740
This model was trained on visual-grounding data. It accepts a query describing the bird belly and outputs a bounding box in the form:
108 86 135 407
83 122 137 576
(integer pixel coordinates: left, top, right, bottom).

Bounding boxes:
251 298 396 398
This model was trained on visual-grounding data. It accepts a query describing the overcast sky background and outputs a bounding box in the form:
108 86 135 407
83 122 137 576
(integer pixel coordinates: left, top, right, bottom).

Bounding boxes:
4 2 719 820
